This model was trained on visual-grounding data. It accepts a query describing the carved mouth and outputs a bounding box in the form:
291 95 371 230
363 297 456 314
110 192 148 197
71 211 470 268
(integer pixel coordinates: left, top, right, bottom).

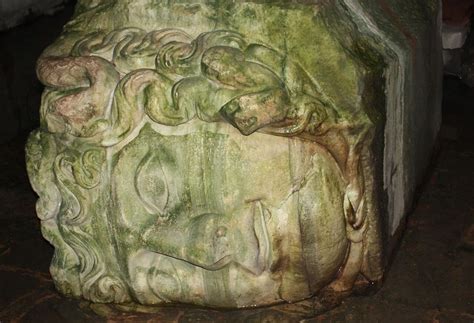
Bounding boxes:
141 202 272 276
227 200 272 276
203 200 271 275
205 254 233 271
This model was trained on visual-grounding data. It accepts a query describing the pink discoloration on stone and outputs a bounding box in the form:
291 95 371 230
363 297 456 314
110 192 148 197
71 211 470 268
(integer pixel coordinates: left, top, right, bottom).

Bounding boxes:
37 56 119 136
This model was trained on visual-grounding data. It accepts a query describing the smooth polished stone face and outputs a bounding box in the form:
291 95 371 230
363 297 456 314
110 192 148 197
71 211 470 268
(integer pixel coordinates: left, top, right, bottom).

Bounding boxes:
25 0 441 309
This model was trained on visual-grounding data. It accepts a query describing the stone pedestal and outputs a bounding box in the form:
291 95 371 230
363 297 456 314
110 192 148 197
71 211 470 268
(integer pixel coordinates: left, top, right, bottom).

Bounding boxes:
26 0 442 309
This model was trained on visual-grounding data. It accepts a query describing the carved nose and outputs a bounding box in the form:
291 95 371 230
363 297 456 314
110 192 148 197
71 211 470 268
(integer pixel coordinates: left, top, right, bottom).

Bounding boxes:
213 226 230 263
215 226 227 238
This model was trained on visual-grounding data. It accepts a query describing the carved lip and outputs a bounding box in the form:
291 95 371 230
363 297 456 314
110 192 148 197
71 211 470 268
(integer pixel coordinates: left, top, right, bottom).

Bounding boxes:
204 201 271 276
253 200 271 275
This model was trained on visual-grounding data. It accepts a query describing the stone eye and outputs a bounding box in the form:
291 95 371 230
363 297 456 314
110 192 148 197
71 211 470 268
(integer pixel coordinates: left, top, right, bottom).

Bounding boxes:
135 152 170 215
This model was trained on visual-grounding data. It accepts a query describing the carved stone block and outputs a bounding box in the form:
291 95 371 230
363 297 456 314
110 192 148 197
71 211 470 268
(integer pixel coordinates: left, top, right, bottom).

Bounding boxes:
26 0 442 308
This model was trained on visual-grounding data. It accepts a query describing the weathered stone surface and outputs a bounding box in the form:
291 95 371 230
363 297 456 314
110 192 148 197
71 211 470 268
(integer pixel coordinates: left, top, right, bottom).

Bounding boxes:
26 0 442 309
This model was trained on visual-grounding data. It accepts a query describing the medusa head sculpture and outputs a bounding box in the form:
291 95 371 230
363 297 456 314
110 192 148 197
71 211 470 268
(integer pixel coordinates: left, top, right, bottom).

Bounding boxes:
27 27 382 307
